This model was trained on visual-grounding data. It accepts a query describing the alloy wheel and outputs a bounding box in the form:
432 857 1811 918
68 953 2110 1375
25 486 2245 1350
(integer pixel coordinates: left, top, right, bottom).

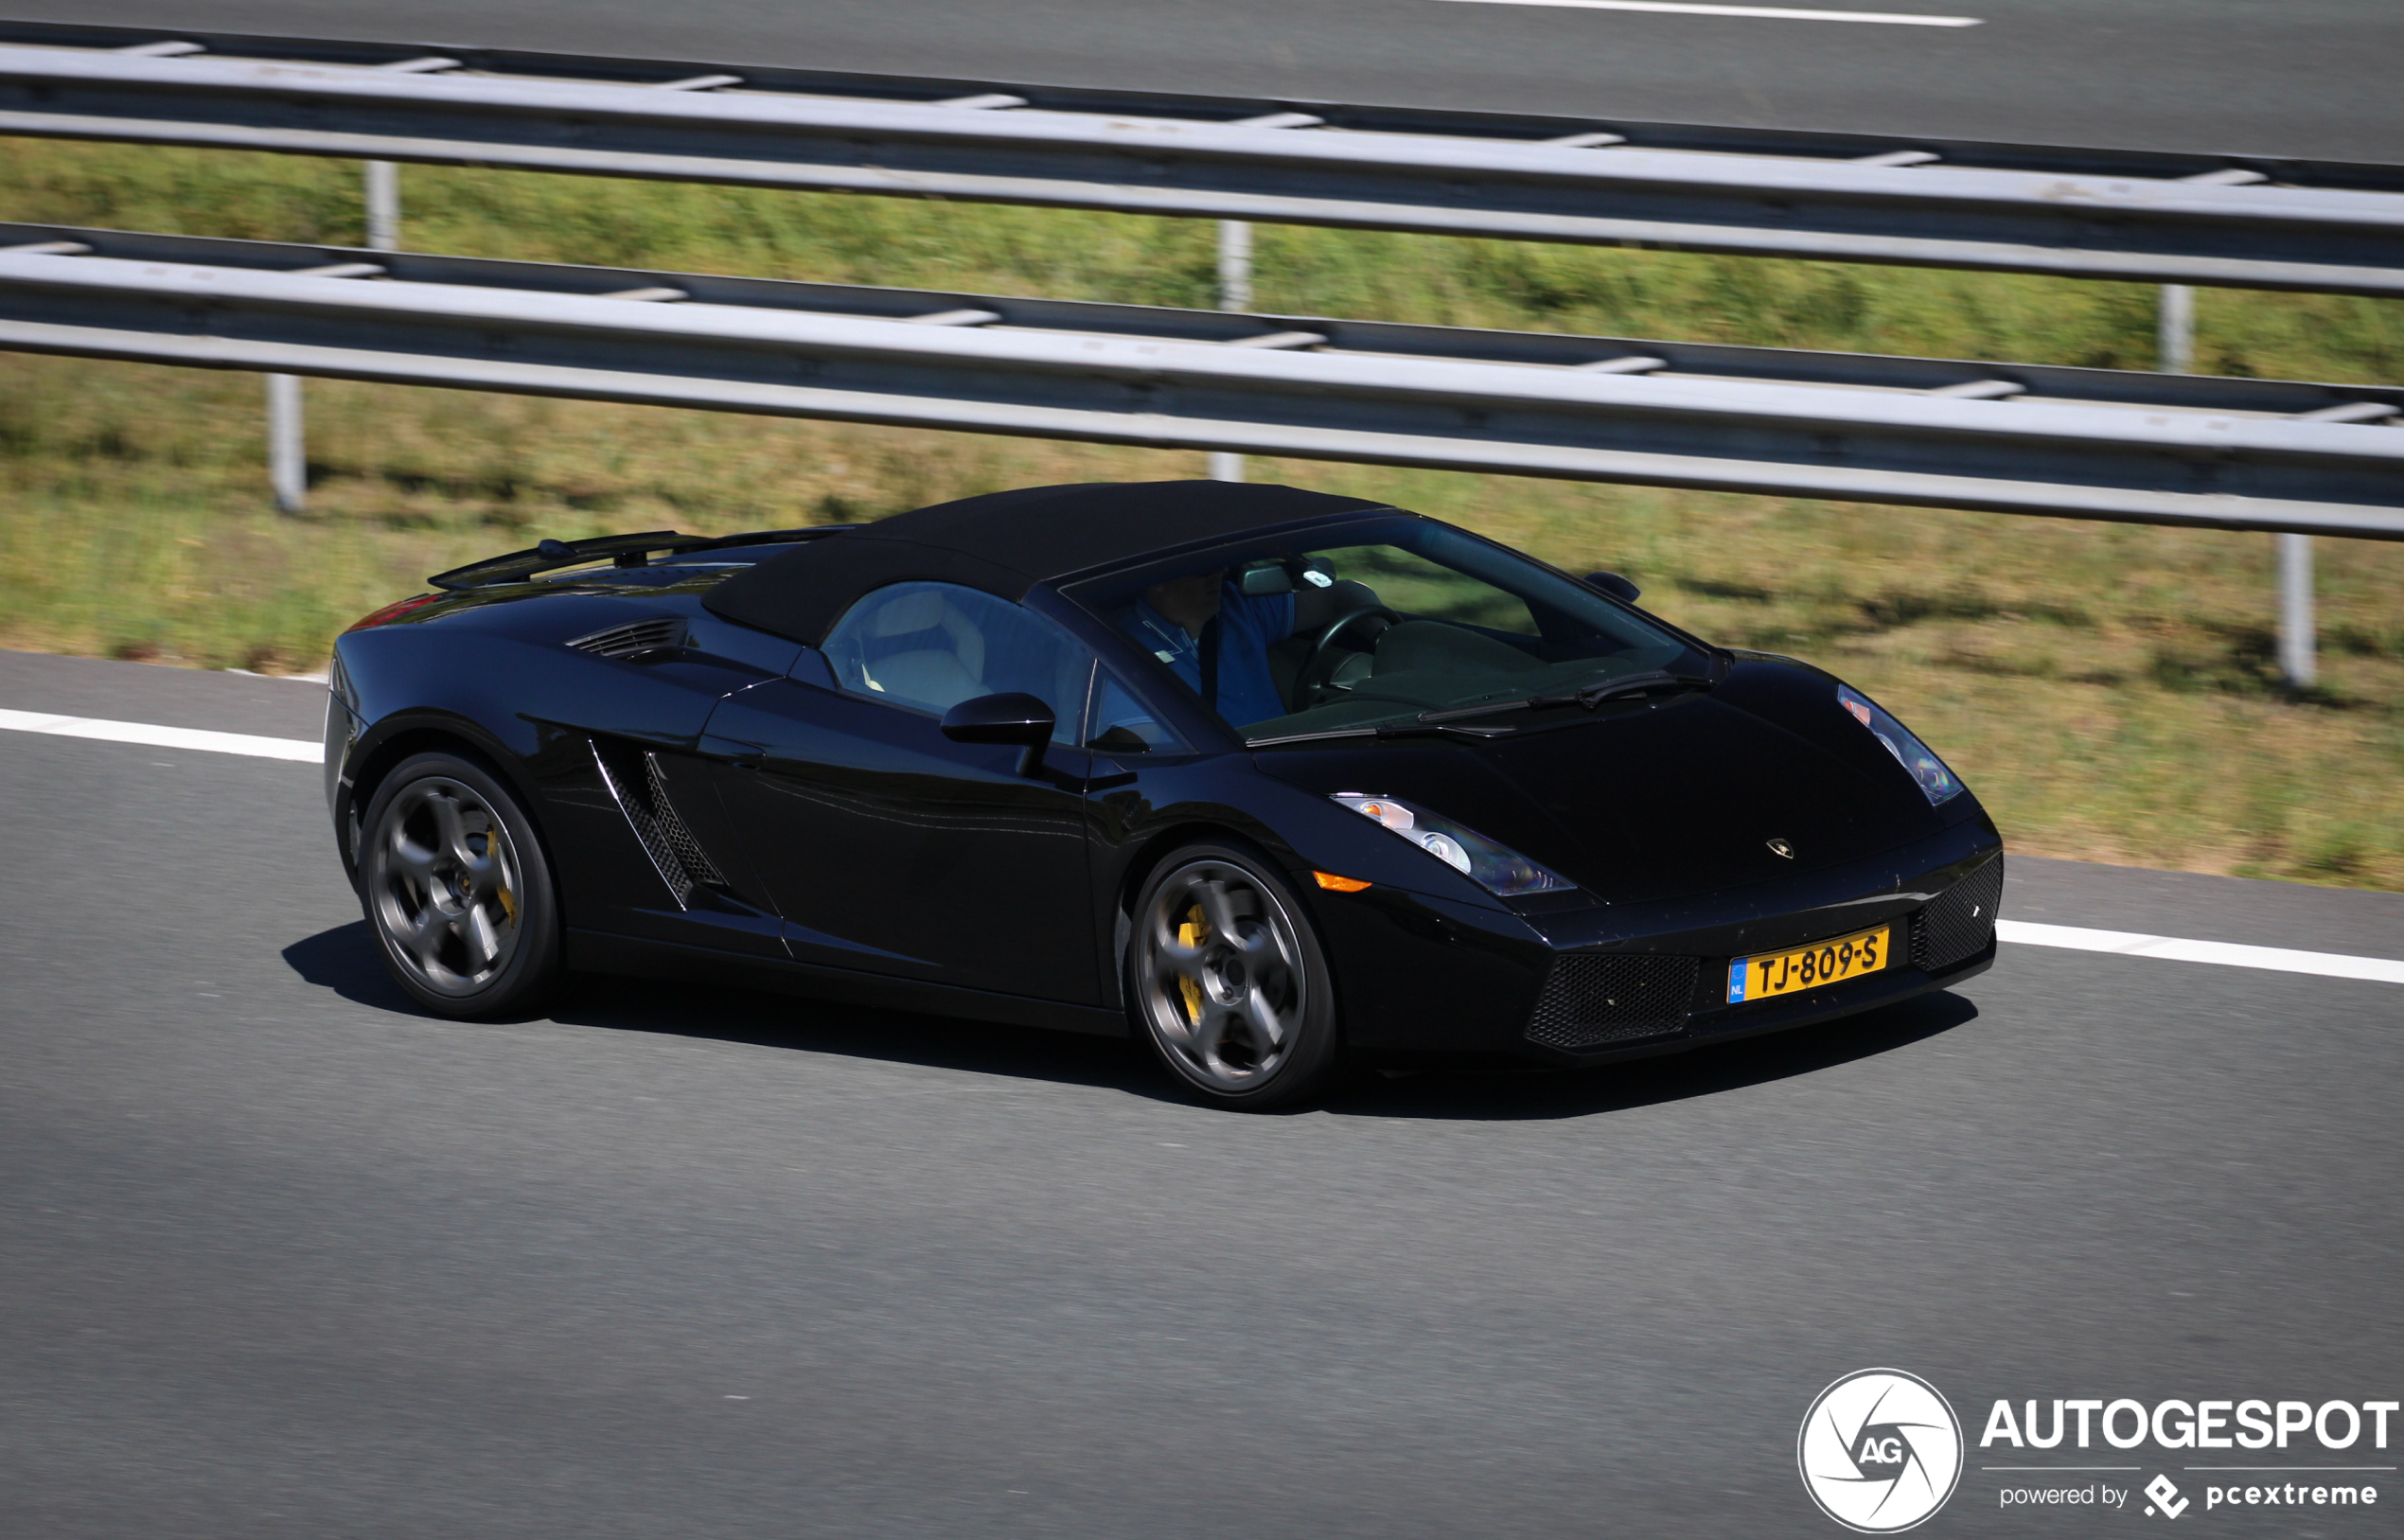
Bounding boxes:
1135 859 1310 1093
367 775 524 998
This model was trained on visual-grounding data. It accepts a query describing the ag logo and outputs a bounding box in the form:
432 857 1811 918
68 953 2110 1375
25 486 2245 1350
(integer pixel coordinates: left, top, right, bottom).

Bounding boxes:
1797 1369 1964 1532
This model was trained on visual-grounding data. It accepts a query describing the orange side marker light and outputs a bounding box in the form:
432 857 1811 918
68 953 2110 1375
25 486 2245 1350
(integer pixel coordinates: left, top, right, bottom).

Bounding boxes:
1313 871 1371 893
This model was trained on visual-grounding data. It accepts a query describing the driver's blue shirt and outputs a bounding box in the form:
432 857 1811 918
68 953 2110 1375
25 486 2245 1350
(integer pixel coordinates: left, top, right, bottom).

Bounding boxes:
1123 585 1297 728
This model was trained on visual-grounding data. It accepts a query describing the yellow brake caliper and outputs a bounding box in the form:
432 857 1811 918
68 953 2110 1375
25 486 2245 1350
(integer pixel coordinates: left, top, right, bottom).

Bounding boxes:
1175 904 1207 1024
479 830 517 925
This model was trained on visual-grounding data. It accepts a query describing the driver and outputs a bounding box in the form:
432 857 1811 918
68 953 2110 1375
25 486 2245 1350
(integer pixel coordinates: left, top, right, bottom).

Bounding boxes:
1122 564 1373 727
1123 569 1292 727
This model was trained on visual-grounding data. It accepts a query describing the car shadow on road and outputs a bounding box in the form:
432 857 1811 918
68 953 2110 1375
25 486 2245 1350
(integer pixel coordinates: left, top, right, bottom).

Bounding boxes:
281 919 423 1015
281 920 1981 1119
1322 990 1981 1122
281 919 1169 1095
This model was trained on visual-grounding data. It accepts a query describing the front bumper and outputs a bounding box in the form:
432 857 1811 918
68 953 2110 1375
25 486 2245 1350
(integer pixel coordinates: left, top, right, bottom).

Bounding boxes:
1316 818 2004 1065
1520 924 1997 1071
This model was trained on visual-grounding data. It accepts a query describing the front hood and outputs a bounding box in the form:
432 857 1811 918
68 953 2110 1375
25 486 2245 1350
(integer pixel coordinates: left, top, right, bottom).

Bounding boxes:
1260 658 1950 905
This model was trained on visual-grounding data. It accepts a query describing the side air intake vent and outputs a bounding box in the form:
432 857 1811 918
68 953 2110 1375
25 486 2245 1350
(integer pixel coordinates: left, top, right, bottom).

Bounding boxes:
569 617 685 659
1526 952 1699 1050
591 739 726 907
1913 856 2005 974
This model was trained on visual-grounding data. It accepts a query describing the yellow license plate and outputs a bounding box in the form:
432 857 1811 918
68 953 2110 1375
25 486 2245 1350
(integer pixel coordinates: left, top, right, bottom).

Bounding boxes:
1727 925 1890 1003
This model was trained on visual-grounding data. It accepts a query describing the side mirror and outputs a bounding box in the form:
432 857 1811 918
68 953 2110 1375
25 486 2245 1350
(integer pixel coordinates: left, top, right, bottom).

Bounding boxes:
1584 570 1641 604
940 691 1057 775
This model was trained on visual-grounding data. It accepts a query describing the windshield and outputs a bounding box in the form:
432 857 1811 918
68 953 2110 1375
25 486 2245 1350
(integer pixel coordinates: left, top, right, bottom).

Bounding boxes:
1067 516 1707 742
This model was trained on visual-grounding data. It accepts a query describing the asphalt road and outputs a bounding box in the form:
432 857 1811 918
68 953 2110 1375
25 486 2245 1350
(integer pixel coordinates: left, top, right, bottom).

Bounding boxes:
7 0 2399 161
3 648 2399 1537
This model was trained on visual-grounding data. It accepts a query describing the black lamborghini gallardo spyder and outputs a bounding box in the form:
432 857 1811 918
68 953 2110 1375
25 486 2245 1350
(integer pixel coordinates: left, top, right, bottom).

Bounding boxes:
327 481 2002 1108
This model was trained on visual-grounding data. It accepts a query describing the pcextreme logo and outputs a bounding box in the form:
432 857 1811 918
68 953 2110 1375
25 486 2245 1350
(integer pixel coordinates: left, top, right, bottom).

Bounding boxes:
1798 1369 1966 1532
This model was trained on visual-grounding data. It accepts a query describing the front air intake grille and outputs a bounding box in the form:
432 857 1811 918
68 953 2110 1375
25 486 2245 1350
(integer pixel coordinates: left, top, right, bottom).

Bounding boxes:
1526 952 1699 1050
1913 856 2005 973
568 617 685 659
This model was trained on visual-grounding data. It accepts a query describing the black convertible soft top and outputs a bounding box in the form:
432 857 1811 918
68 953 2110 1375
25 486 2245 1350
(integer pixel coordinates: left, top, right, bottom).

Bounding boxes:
703 480 1384 644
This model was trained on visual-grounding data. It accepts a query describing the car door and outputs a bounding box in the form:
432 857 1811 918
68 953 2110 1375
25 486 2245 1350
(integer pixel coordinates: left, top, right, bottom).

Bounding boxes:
698 581 1102 1003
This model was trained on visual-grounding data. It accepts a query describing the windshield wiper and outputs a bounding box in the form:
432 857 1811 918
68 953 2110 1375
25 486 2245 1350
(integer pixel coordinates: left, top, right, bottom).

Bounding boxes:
1569 669 1718 707
1417 669 1716 723
1247 671 1714 744
1246 721 1516 747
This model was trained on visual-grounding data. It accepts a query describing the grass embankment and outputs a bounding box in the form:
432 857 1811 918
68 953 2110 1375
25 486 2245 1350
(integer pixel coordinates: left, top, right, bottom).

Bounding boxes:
2 141 2401 889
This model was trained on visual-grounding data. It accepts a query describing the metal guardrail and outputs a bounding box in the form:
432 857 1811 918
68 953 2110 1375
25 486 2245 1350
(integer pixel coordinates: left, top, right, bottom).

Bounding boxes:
3 225 2396 538
3 23 2404 295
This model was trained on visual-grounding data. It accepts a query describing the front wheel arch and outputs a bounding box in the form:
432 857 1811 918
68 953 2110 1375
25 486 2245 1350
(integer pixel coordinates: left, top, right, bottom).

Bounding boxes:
1106 823 1324 996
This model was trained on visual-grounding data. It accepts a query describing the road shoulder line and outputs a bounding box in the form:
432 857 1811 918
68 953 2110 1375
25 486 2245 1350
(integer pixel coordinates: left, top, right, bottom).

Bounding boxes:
0 706 320 762
1997 918 2404 985
1433 0 1983 26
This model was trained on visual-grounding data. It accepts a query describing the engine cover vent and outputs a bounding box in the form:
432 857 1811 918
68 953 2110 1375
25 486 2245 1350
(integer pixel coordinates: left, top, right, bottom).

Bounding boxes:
568 617 685 659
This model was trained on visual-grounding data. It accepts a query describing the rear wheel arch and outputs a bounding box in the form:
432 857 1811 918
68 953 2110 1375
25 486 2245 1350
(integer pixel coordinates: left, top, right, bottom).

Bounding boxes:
345 721 551 876
357 746 565 1019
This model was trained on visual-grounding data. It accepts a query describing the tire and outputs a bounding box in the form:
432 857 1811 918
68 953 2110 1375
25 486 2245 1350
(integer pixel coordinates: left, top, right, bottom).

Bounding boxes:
1126 842 1340 1110
358 750 562 1018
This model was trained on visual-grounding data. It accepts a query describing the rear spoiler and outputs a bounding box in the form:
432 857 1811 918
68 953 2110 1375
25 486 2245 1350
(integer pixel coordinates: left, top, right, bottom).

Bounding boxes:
427 526 854 590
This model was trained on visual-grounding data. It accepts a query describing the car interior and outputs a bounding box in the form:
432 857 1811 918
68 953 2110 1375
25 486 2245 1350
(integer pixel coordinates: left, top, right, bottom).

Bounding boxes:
823 581 1092 743
1087 527 1696 741
815 522 1697 752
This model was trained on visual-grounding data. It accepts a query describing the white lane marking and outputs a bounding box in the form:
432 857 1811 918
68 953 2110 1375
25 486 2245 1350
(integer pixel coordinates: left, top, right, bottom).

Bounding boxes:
224 666 330 683
1998 919 2404 985
1434 0 1982 26
0 707 318 762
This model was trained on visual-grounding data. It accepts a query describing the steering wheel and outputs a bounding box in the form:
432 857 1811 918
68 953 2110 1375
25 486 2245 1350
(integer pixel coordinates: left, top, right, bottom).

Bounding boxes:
1294 605 1401 708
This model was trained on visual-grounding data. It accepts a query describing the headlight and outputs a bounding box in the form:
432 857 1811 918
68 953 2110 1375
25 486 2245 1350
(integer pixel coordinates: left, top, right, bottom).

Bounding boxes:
1332 793 1575 896
1836 685 1962 805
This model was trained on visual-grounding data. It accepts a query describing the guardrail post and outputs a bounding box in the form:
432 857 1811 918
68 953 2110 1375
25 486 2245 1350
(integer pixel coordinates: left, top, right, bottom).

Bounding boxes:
2157 284 2194 375
364 160 400 251
1216 219 1253 311
2159 281 2314 685
1210 220 1253 483
2278 531 2317 689
265 371 305 514
261 161 397 514
2158 281 2320 690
